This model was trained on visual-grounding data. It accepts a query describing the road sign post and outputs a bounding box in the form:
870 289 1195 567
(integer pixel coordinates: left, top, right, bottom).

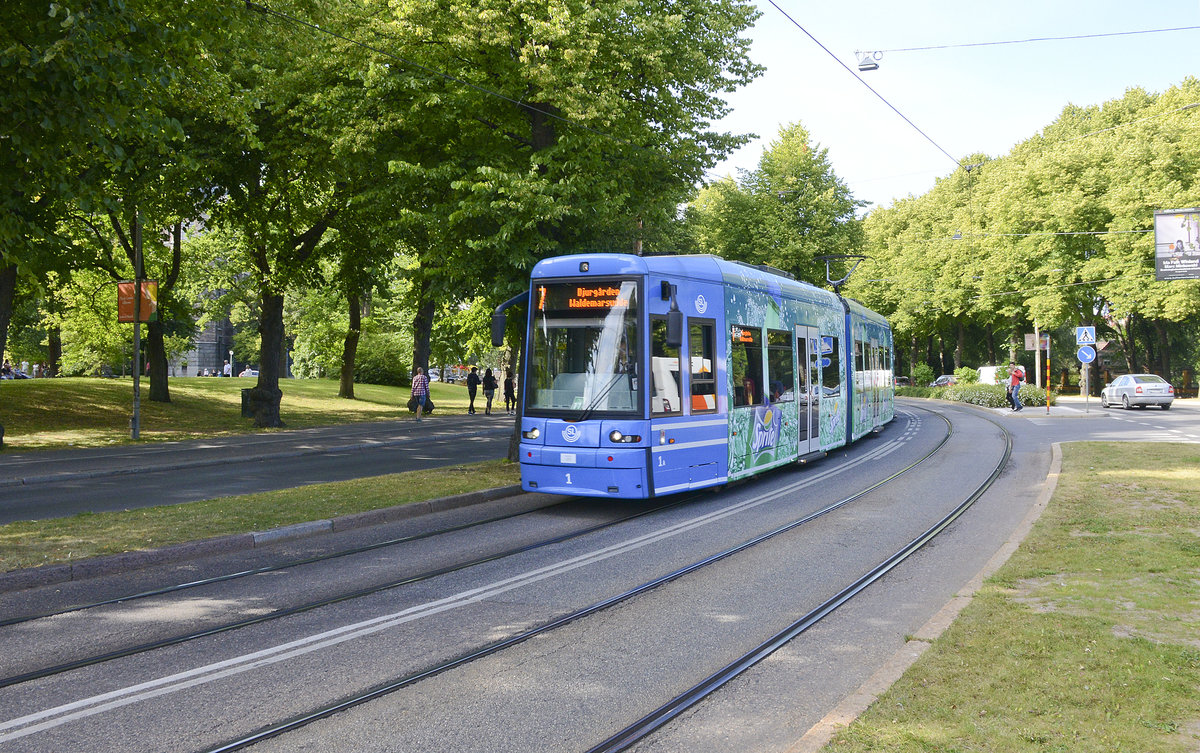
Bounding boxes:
1078 343 1096 413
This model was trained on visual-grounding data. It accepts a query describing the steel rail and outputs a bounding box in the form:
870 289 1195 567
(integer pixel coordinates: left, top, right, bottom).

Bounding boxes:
584 405 1012 753
0 495 701 689
0 498 576 628
197 408 948 753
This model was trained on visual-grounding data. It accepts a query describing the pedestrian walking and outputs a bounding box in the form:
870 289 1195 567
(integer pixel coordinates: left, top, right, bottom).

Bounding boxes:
466 367 481 414
1008 361 1025 412
503 370 516 415
411 367 431 422
482 368 497 415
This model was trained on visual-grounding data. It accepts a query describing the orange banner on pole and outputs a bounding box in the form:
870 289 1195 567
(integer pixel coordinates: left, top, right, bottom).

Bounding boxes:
117 280 158 323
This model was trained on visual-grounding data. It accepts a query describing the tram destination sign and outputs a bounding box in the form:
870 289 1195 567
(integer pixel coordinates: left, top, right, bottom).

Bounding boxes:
536 280 635 316
1154 208 1200 281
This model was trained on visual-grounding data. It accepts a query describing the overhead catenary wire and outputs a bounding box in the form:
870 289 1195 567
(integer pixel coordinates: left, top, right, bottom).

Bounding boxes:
764 0 963 170
875 25 1200 54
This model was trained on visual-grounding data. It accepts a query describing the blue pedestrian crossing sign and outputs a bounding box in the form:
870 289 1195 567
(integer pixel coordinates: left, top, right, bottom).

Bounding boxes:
1075 326 1096 345
1077 345 1096 363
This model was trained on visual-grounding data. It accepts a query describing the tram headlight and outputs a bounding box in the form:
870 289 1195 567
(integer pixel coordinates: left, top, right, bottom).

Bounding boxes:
522 427 540 440
608 430 641 443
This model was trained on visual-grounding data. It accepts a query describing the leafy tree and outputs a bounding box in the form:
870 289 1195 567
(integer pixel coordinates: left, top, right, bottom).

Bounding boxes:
0 0 231 370
690 123 863 286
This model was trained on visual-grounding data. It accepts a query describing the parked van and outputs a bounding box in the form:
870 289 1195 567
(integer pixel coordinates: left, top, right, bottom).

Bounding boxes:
977 365 1002 385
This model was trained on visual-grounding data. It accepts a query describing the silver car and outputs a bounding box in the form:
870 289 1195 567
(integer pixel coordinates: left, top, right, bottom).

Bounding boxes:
1100 373 1174 410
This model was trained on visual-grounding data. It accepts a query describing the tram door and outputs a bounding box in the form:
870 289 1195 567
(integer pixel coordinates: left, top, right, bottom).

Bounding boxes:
796 326 820 455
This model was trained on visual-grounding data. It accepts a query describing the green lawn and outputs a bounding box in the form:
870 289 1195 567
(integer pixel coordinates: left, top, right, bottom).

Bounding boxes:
0 459 520 573
0 376 469 450
828 442 1200 753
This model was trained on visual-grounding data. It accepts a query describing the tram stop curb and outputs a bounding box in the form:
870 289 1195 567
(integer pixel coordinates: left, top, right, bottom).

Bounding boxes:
785 443 1063 753
0 484 529 595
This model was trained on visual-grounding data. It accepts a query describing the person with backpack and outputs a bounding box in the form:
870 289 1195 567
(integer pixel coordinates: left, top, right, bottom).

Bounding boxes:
503 370 516 415
1008 361 1025 412
410 367 430 422
482 368 498 415
466 367 481 414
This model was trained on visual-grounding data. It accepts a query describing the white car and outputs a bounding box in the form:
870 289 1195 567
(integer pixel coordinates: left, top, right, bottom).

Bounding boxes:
1100 373 1174 410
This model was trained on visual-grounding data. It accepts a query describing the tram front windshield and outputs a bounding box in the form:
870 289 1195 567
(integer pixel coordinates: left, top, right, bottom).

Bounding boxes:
527 279 640 416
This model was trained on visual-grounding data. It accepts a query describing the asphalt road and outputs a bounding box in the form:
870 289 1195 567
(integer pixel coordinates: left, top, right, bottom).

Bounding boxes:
2 398 1198 752
0 414 516 524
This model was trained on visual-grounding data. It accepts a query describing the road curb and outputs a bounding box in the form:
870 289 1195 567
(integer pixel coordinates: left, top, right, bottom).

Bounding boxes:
0 484 526 594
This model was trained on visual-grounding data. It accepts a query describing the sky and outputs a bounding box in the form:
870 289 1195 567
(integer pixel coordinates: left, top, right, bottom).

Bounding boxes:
707 0 1200 212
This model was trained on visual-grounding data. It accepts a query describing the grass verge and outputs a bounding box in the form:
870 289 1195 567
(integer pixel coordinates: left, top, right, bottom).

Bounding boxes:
0 459 520 573
0 377 469 451
827 441 1200 752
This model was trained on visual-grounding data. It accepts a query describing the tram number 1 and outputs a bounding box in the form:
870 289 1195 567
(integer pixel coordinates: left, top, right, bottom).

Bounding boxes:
565 473 572 485
658 456 666 467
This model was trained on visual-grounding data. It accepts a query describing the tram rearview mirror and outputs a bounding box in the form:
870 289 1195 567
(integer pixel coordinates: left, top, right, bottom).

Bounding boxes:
666 309 683 348
491 312 506 347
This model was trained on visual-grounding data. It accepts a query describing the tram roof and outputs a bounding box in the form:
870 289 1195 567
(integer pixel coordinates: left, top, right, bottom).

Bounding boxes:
531 253 828 295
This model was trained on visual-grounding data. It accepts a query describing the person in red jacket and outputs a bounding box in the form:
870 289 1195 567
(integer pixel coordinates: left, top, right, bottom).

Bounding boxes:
1008 361 1025 412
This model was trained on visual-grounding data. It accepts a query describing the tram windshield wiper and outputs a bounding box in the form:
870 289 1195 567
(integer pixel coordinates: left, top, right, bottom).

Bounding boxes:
572 372 627 422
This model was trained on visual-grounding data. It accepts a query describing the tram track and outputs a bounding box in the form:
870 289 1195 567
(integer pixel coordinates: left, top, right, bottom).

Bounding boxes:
0 496 697 688
587 404 1013 753
0 407 951 750
0 409 930 695
189 406 951 753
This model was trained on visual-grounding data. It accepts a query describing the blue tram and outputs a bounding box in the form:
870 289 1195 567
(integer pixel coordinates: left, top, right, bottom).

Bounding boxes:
493 253 894 498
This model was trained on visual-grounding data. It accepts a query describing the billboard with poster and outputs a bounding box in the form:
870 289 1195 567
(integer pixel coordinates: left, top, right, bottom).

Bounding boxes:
117 280 158 322
1154 209 1200 280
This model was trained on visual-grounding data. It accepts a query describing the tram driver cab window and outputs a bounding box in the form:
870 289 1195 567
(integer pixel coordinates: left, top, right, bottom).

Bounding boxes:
688 320 716 413
651 316 682 415
731 324 764 408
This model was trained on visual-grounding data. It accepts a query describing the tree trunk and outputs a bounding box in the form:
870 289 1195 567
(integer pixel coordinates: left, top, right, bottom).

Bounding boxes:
1154 319 1170 379
251 287 286 427
0 262 15 365
954 321 964 370
339 289 361 399
411 276 435 377
1115 314 1137 373
147 319 170 402
506 317 528 463
47 325 61 376
985 326 996 365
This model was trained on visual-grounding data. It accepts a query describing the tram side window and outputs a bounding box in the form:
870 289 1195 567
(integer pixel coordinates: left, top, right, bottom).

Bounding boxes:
688 320 717 413
822 335 842 395
650 317 682 415
766 329 793 403
731 324 764 407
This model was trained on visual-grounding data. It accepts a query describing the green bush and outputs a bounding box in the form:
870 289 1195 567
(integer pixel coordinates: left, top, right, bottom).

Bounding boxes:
942 383 1011 408
896 385 936 399
954 366 979 384
912 363 935 387
939 383 1057 408
354 325 410 387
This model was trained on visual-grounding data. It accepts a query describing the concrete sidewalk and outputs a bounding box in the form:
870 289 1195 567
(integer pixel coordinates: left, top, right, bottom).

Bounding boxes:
990 393 1197 418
